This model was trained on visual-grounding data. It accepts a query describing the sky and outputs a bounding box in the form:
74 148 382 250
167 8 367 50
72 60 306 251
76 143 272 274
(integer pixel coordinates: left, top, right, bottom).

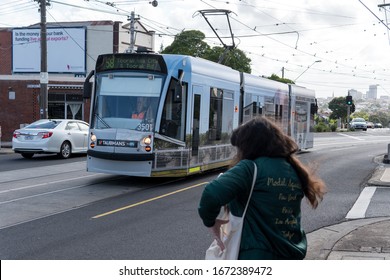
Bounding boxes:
1 0 390 99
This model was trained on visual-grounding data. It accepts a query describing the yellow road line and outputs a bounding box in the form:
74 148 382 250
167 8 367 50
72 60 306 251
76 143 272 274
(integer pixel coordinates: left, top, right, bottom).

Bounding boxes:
92 182 208 219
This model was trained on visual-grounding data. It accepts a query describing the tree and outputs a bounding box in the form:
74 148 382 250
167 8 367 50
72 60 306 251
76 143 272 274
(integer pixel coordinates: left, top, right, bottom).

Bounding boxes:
268 74 294 84
161 30 252 73
328 97 348 121
161 30 211 57
351 111 369 120
369 112 389 127
205 46 251 73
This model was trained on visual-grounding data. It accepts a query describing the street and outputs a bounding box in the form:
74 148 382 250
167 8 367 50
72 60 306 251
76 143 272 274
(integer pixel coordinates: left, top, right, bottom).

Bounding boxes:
1 129 390 259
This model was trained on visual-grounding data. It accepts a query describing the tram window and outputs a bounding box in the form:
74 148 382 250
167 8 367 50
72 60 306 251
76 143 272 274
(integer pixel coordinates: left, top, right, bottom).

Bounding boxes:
243 94 264 123
310 102 318 115
209 88 234 143
160 78 186 141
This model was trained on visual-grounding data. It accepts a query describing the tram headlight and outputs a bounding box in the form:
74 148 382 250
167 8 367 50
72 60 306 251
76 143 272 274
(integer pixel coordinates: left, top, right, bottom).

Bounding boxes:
90 133 97 148
143 136 152 145
141 135 152 152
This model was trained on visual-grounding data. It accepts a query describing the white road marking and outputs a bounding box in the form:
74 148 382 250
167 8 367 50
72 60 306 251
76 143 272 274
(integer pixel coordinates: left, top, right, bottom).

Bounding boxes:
0 174 100 194
337 133 365 141
346 187 377 219
0 183 92 205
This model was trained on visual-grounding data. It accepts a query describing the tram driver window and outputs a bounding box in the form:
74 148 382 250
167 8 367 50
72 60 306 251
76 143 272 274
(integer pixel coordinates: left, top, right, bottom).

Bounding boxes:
160 79 186 141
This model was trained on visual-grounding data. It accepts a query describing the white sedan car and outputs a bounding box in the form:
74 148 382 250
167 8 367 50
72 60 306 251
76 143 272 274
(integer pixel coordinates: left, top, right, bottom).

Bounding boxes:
12 119 89 159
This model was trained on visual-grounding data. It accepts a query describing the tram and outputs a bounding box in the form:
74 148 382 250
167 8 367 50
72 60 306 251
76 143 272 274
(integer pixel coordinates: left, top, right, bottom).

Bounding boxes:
83 53 317 177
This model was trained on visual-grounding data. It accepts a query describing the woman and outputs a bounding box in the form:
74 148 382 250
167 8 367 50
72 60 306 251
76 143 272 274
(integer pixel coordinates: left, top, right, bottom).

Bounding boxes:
198 117 326 260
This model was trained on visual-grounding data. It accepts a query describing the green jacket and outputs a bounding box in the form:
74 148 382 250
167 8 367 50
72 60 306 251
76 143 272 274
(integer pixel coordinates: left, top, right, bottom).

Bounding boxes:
198 157 307 260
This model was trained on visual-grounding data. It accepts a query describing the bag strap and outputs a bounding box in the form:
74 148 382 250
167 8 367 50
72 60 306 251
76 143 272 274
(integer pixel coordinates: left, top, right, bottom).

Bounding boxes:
242 162 257 217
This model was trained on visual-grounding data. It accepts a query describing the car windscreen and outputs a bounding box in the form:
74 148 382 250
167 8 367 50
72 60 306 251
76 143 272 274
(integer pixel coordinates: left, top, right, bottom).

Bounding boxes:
25 120 62 129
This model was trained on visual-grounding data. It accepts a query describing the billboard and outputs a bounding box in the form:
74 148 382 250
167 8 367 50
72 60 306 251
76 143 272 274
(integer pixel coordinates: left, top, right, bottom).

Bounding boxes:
12 27 86 74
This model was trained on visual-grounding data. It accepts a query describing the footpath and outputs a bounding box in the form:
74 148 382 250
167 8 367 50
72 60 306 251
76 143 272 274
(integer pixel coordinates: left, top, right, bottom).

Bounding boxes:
1 142 390 260
306 159 390 260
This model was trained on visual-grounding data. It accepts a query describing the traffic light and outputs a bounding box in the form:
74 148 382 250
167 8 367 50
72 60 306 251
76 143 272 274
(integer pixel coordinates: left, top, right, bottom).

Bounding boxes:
346 95 353 105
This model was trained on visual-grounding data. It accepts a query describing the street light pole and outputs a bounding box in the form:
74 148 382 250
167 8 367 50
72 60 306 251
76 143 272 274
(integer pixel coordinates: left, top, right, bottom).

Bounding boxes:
294 60 321 82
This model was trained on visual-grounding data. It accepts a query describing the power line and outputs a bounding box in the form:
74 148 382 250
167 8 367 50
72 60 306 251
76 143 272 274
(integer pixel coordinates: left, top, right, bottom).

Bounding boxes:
359 0 390 31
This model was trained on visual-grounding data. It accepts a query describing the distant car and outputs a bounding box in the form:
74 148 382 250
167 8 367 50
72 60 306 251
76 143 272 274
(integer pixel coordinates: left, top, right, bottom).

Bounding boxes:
366 121 374 129
12 119 89 159
374 123 383 128
350 118 367 131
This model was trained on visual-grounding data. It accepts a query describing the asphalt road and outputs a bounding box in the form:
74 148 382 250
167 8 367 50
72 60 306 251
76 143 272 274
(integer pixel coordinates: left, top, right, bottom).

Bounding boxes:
0 129 389 259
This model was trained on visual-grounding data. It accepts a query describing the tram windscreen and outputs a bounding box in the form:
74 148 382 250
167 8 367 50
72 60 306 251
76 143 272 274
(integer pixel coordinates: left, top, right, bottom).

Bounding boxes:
92 73 162 131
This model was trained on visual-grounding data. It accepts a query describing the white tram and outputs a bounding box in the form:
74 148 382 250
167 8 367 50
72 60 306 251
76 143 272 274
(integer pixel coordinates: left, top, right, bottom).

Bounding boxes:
83 53 317 177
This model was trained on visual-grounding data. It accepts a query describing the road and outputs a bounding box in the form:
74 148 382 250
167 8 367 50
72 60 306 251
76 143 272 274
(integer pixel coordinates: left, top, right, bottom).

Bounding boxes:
0 129 389 259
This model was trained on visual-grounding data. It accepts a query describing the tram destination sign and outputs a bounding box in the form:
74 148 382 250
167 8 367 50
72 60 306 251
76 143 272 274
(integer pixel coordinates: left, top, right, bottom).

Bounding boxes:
96 54 167 73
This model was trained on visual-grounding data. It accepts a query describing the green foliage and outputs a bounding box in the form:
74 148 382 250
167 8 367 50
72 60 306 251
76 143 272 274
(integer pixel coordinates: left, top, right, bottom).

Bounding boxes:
314 117 331 132
351 111 369 120
314 122 330 132
328 97 348 120
268 74 295 84
161 30 210 57
369 112 389 126
161 30 252 73
206 46 252 73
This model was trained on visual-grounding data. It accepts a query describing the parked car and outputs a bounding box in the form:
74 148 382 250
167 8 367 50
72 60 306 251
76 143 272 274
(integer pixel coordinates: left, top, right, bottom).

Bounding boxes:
374 123 383 128
366 121 374 129
350 118 367 131
12 119 89 159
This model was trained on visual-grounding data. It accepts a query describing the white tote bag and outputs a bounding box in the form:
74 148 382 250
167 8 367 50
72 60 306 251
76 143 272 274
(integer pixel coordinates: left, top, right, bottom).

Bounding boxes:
205 163 257 260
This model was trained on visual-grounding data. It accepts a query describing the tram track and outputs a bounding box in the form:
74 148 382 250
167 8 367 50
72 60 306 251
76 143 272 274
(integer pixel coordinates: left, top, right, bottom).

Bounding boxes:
0 157 207 230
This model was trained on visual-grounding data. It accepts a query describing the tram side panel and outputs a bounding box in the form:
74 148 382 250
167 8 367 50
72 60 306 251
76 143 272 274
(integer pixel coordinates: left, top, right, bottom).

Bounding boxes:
151 55 241 176
289 84 316 150
185 58 241 174
241 73 290 134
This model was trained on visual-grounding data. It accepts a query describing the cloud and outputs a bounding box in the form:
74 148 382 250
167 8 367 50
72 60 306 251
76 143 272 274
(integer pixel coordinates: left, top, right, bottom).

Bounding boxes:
1 0 390 98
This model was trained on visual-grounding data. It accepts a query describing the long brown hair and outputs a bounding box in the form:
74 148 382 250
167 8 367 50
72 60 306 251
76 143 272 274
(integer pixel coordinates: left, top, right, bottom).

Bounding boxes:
230 117 326 208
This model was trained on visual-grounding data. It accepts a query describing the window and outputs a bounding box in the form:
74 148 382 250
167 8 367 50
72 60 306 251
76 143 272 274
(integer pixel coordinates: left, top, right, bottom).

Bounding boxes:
66 122 80 131
77 122 89 131
92 73 162 130
209 87 234 143
243 94 264 123
159 78 186 141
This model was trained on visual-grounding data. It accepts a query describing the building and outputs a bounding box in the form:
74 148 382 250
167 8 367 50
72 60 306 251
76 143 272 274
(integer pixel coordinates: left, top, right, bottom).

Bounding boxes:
366 85 378 100
347 89 363 100
0 20 155 143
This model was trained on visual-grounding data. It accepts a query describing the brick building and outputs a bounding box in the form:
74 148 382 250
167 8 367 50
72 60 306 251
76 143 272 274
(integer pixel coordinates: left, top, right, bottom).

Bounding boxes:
0 20 155 143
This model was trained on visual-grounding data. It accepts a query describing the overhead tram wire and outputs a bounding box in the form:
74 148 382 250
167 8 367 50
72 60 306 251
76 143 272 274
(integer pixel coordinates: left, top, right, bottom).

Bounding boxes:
205 0 390 82
199 1 390 88
358 0 390 32
49 0 127 16
226 1 390 84
0 1 37 17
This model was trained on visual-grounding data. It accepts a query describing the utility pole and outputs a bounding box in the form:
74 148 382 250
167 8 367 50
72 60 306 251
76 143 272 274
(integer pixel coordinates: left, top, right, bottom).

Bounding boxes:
378 2 390 44
36 0 49 119
127 11 138 53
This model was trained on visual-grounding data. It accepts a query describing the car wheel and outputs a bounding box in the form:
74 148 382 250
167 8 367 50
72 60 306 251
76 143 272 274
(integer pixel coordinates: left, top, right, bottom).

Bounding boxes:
58 141 71 159
21 153 34 159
